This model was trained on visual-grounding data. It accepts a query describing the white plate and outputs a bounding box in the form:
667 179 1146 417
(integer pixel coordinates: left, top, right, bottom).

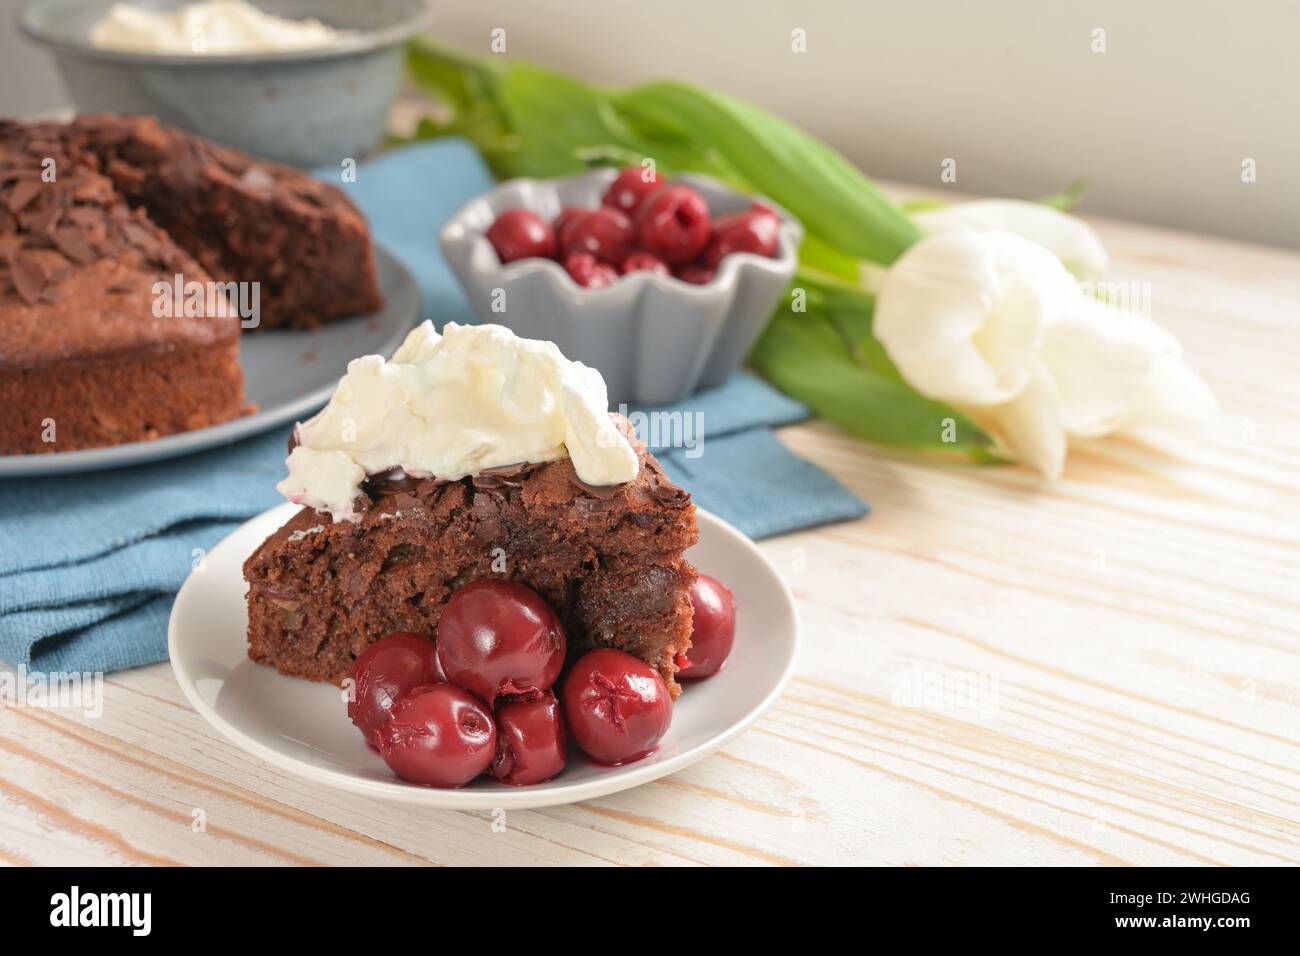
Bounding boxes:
0 245 419 477
168 502 799 809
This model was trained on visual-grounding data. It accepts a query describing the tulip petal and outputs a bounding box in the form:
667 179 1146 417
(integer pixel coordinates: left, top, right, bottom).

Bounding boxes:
1043 299 1216 437
913 200 1109 281
970 361 1067 480
1123 351 1218 429
1041 302 1153 437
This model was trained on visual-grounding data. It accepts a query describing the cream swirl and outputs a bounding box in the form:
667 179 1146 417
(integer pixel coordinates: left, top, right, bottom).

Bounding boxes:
278 322 639 521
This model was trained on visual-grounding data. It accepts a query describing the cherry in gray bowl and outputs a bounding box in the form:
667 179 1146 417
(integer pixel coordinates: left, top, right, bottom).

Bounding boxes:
439 168 803 406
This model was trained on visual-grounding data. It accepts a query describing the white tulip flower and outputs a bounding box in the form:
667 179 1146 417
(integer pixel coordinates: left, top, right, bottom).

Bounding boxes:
873 229 1215 479
912 199 1110 281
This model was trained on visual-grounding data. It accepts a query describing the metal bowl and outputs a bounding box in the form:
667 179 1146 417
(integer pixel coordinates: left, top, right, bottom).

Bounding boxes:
20 0 431 167
439 168 803 405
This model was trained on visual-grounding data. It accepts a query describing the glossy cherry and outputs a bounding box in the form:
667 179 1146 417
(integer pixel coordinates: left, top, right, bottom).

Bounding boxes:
601 165 663 216
376 683 496 787
347 631 442 745
559 206 634 265
621 251 670 276
635 185 711 265
492 692 567 786
436 580 566 706
562 648 673 765
675 264 716 285
704 210 780 268
564 252 619 289
555 206 592 235
486 209 557 263
680 574 736 679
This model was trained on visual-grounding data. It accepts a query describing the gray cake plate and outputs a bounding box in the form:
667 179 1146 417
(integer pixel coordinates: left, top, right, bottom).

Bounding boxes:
0 245 420 477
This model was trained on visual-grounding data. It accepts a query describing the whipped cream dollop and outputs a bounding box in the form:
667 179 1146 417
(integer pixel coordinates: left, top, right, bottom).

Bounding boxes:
278 322 640 521
91 1 349 55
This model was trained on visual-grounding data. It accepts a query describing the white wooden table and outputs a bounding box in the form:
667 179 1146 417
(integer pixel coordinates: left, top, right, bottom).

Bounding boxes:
1 207 1298 866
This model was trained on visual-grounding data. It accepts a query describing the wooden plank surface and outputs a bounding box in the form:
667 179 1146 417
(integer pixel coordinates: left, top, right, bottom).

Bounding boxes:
2 208 1297 867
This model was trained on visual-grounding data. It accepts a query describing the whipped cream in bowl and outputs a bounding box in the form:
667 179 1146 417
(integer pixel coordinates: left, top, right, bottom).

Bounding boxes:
23 0 429 167
90 1 351 55
279 322 641 522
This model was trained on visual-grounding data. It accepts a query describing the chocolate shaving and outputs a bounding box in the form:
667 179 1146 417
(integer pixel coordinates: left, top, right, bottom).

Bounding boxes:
647 470 691 508
566 471 622 499
64 206 101 226
10 254 46 305
363 468 423 497
471 462 534 493
52 225 98 265
4 179 42 213
38 261 70 302
116 220 154 250
90 234 123 258
469 495 504 545
481 461 533 478
22 201 62 237
416 477 451 496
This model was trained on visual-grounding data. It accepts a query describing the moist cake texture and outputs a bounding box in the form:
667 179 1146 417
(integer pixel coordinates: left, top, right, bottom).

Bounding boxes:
244 429 698 694
66 114 384 330
0 120 246 454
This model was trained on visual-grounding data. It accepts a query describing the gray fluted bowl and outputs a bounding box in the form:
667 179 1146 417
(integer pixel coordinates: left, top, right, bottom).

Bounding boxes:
439 169 802 406
20 0 430 167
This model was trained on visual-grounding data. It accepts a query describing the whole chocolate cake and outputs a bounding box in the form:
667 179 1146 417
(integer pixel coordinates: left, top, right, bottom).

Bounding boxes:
0 120 246 454
0 114 387 455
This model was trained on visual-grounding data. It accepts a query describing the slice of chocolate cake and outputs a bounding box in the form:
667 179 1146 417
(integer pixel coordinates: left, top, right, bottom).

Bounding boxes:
0 121 247 455
244 437 697 693
243 322 699 694
66 114 383 330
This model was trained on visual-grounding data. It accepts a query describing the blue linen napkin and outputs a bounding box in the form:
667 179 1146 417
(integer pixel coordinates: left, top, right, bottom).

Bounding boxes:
0 139 867 674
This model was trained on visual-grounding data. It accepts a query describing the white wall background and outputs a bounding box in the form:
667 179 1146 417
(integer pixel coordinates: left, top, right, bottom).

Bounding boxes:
4 0 1296 248
426 0 1299 249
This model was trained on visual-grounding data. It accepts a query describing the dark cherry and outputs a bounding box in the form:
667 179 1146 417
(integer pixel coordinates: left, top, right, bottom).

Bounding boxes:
492 692 567 786
564 252 619 289
486 209 557 263
559 206 634 265
635 185 712 265
436 580 566 706
621 251 670 276
347 631 442 746
704 210 780 268
675 264 716 285
553 206 590 238
377 683 496 788
681 574 736 679
561 648 673 765
601 165 663 216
